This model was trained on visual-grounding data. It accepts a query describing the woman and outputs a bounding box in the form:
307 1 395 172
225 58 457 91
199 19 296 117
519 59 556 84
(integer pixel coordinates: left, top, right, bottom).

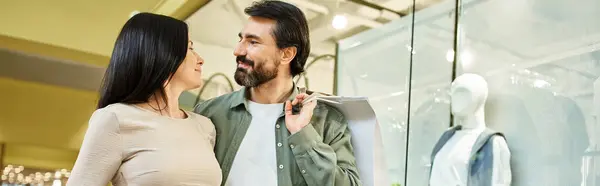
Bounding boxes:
67 13 221 186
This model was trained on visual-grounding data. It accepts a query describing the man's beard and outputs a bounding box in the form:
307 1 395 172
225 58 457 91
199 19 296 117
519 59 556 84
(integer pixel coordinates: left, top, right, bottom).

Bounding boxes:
234 55 279 87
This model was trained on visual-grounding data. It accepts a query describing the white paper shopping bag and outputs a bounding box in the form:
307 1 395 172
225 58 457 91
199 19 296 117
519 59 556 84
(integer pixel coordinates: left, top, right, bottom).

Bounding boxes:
314 96 390 186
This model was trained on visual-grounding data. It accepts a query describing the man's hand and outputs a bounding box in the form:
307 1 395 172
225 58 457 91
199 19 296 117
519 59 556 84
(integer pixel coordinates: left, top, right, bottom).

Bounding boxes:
284 93 317 134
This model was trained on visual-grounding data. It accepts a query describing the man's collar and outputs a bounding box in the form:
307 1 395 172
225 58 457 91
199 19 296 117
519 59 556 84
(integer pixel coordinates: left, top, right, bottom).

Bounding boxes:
229 87 246 108
229 82 300 109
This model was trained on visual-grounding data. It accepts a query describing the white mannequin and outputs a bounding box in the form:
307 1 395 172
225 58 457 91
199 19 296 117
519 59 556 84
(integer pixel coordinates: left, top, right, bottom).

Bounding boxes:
429 73 511 186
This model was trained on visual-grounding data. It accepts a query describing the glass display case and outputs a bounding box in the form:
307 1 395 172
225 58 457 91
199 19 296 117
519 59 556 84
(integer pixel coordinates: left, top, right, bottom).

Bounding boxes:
336 0 600 185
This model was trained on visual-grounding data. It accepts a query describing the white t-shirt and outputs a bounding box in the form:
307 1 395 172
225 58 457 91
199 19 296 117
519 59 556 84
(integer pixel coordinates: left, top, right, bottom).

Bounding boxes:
225 101 283 186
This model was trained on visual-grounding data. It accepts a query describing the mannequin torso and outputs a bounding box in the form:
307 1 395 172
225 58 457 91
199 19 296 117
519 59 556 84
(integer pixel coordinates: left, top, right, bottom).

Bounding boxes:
429 73 511 186
430 129 482 186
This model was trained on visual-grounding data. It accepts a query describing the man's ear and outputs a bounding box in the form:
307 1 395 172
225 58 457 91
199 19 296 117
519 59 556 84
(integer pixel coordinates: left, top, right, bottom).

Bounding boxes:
280 46 297 65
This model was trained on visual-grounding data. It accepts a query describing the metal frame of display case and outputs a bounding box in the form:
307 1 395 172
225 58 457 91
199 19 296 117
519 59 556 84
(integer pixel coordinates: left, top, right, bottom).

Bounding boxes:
333 43 339 95
449 0 462 128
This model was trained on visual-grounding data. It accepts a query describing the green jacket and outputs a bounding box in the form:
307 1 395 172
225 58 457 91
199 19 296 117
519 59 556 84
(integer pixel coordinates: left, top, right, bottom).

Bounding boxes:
194 85 362 186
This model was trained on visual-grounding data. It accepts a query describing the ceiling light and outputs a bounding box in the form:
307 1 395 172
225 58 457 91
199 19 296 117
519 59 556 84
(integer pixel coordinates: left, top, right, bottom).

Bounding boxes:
332 15 348 30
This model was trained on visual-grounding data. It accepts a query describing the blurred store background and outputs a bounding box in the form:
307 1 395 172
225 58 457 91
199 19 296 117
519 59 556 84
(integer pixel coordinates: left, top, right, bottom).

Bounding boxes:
1 0 600 185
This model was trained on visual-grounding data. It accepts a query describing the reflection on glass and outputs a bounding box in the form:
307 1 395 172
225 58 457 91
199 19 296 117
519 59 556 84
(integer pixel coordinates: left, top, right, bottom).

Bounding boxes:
458 0 600 185
337 10 415 184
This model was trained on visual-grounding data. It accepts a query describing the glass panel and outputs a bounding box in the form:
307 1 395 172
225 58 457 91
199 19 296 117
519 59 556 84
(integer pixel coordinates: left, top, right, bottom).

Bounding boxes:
458 0 600 185
405 0 458 185
336 11 415 185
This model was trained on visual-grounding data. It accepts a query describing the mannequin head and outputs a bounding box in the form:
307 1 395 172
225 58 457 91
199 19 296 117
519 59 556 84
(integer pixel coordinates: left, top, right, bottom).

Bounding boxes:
450 73 488 118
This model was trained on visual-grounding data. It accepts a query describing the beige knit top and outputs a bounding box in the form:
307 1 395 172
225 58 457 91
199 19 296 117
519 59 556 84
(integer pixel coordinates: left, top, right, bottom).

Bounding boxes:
67 103 222 186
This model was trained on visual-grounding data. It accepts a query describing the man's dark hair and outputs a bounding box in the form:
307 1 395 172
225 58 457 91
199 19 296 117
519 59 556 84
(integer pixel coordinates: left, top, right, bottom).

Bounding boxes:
245 0 310 77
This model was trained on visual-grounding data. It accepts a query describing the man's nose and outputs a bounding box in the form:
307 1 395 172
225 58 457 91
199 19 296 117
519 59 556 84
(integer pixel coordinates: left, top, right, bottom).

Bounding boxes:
233 43 246 57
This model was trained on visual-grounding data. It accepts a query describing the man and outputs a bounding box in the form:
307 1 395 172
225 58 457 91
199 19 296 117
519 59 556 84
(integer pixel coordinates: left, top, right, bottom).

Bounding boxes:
194 1 361 186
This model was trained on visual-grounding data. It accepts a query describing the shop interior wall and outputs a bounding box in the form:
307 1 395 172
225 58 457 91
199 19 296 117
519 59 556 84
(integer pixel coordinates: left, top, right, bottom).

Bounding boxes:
337 0 600 185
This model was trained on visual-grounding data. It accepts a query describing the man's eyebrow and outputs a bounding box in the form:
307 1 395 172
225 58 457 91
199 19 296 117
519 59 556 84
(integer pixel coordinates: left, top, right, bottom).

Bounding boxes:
238 32 261 40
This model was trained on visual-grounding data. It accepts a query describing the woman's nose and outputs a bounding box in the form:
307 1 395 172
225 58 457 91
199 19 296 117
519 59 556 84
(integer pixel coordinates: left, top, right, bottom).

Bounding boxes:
194 52 204 65
198 57 204 65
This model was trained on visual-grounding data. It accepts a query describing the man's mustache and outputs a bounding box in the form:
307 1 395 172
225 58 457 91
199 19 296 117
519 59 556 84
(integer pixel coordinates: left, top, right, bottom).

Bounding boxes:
236 56 254 66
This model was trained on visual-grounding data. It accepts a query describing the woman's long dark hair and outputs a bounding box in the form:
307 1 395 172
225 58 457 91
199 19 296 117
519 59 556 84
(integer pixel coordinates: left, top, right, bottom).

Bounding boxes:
97 13 189 109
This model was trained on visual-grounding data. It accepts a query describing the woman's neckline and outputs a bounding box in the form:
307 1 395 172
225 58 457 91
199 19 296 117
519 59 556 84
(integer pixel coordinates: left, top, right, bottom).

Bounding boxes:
127 103 191 120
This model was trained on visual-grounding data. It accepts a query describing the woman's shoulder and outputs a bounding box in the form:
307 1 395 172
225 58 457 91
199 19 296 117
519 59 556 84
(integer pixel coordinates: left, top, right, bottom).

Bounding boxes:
186 111 213 124
95 103 131 112
89 103 137 122
86 104 130 130
186 111 216 142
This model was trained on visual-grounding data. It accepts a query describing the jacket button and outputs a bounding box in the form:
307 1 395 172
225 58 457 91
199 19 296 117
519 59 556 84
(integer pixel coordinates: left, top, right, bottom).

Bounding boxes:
276 124 280 129
277 143 282 147
279 165 284 169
